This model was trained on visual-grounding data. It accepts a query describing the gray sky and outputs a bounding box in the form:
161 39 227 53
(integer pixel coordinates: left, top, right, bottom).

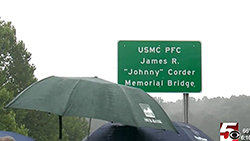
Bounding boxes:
1 0 249 102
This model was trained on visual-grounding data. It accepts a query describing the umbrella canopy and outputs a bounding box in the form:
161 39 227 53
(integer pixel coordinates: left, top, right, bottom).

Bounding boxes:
0 131 35 141
82 122 213 141
5 76 177 138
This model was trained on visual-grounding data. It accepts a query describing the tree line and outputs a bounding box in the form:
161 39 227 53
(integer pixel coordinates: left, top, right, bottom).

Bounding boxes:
154 95 250 141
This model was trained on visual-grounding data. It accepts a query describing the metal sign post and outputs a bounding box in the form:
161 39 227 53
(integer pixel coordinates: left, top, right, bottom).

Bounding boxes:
183 93 189 123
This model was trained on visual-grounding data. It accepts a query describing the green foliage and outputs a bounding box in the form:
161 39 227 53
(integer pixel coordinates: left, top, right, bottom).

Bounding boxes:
6 40 37 94
0 18 35 137
0 18 36 95
0 88 29 135
0 19 17 88
1 18 89 141
63 117 89 140
21 111 89 141
157 95 250 141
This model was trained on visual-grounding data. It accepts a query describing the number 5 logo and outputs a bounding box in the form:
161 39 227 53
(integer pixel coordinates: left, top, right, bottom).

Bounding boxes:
220 122 240 141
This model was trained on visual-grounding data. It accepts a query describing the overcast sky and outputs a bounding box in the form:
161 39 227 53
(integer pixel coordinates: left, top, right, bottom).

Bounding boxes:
1 0 249 102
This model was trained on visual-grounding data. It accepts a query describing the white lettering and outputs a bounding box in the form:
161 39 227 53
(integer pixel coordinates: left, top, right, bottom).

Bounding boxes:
168 69 195 76
138 46 161 54
168 80 172 86
167 80 195 88
176 47 181 53
172 58 177 64
125 80 131 85
125 69 163 77
140 58 167 65
152 119 162 124
124 80 164 88
144 118 152 123
144 118 162 124
165 47 181 53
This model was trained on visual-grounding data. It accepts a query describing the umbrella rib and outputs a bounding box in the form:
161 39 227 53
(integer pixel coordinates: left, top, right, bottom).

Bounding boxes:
4 76 55 109
117 85 138 127
61 79 81 116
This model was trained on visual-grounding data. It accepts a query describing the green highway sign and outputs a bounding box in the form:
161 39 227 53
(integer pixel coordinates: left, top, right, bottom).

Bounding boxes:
117 41 202 92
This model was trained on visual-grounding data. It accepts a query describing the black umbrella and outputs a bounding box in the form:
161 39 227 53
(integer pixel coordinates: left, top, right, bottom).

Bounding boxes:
0 131 35 141
82 122 213 141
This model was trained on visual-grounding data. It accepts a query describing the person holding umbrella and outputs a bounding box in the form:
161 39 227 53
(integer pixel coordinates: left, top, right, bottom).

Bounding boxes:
0 136 16 141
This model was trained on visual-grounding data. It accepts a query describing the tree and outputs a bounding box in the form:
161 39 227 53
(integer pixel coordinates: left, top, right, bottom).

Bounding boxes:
1 17 37 131
0 18 37 95
0 18 31 135
22 111 89 141
1 18 89 141
6 40 37 94
0 88 29 135
153 96 164 104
